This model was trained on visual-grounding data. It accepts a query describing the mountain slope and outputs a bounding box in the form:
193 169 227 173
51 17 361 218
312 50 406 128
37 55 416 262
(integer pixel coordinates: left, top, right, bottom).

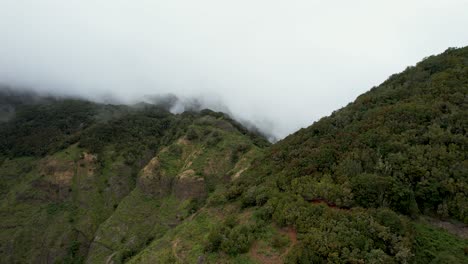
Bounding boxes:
251 46 467 221
129 47 468 263
0 46 467 264
0 96 268 263
234 47 468 263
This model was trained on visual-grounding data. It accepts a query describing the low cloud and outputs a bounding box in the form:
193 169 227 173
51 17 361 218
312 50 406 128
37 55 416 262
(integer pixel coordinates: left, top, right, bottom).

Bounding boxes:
0 1 467 139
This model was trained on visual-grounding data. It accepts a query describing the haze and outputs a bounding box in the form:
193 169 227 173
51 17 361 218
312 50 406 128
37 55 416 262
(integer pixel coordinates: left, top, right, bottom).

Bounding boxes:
1 1 467 139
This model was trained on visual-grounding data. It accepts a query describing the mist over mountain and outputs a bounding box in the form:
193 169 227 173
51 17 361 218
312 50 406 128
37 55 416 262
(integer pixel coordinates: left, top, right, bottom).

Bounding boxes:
1 1 468 139
1 2 468 263
0 85 278 142
1 45 467 263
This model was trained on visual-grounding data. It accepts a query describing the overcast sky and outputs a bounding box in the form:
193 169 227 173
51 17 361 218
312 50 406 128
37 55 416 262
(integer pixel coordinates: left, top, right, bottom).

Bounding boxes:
1 1 467 139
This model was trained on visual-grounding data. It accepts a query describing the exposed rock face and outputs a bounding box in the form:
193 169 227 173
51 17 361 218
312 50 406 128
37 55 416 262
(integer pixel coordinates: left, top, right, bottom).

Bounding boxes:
137 136 253 201
173 169 206 200
28 152 98 202
0 90 270 264
35 159 75 201
137 157 173 197
77 152 97 179
40 159 75 186
138 158 206 200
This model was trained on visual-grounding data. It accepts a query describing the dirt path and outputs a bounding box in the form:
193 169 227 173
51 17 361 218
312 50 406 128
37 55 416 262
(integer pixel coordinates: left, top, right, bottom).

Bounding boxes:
250 227 298 264
172 238 184 263
105 252 117 264
424 217 468 239
280 227 297 258
250 241 282 264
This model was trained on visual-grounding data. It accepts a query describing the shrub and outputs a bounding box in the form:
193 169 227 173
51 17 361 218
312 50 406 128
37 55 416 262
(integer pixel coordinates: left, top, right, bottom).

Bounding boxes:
271 233 289 249
205 217 255 255
186 127 199 140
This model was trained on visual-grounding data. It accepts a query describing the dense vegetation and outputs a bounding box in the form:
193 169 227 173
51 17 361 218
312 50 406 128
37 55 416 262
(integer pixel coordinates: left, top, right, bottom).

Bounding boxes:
0 47 467 263
223 46 468 263
0 92 269 263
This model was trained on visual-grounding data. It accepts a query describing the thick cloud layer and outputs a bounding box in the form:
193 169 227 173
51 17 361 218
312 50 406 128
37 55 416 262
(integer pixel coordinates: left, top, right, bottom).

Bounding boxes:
1 1 467 139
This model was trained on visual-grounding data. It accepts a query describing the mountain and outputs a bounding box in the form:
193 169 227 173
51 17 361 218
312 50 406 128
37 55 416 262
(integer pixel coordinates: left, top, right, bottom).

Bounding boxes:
226 47 468 263
0 94 269 263
0 47 467 263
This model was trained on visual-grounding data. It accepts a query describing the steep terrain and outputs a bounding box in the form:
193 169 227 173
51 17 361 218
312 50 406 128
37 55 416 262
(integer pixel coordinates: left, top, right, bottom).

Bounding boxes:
0 47 467 263
0 94 268 263
127 47 468 263
226 46 468 263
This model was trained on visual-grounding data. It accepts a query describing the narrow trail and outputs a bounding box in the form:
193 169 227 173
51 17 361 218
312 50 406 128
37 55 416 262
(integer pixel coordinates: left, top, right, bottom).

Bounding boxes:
172 238 183 263
105 252 117 264
250 227 298 264
424 217 468 239
280 227 297 258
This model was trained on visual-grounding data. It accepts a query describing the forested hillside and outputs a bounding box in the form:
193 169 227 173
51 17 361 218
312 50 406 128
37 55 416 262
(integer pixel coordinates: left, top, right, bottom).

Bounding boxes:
0 93 269 263
0 47 467 264
217 46 468 263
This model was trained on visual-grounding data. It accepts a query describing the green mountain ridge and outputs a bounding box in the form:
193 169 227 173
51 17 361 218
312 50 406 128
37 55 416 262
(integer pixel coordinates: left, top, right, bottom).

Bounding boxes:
0 47 467 263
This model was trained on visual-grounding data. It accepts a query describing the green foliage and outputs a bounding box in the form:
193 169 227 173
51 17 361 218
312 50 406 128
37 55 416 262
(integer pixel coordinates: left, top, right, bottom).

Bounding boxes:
46 202 71 215
351 173 394 208
206 188 228 206
0 100 97 156
271 233 289 249
206 217 255 255
225 184 245 201
242 46 468 223
78 106 173 166
119 248 138 263
279 204 413 263
63 240 85 264
241 185 271 208
1 47 467 263
373 208 405 235
225 47 468 262
0 94 266 263
412 222 468 264
186 127 199 140
291 174 353 208
205 130 222 146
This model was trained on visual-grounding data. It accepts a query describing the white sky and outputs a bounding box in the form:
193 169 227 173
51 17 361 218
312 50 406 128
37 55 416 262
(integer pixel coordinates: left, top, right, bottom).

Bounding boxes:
1 1 467 139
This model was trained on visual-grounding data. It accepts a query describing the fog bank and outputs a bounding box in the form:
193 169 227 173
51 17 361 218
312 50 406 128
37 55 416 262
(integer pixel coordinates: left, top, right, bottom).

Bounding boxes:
1 1 467 139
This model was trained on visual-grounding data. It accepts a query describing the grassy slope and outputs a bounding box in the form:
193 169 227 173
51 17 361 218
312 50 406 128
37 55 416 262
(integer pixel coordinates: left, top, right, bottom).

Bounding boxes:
127 47 468 263
0 98 268 263
128 204 297 264
1 47 467 263
86 120 265 263
234 47 467 262
412 221 467 263
0 144 135 263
